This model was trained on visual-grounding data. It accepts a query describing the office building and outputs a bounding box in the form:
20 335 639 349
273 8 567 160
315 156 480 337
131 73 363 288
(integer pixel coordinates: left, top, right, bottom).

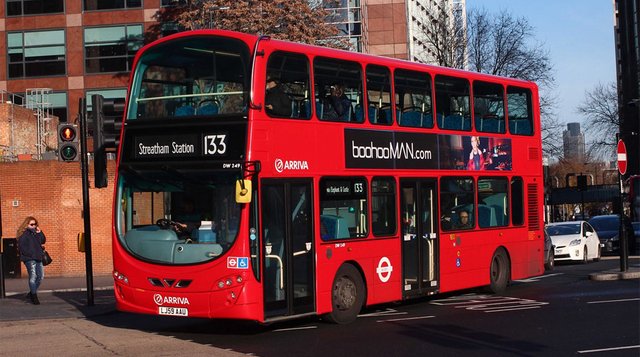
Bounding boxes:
326 0 466 64
614 0 639 176
0 0 465 159
563 122 586 162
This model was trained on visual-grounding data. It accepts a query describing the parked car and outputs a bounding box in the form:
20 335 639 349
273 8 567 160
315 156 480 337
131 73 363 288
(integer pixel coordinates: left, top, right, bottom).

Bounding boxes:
546 221 601 263
588 215 634 254
544 228 554 270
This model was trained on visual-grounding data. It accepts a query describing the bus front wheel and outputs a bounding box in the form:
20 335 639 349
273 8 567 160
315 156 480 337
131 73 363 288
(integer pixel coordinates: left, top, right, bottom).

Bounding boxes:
489 248 510 294
325 264 365 324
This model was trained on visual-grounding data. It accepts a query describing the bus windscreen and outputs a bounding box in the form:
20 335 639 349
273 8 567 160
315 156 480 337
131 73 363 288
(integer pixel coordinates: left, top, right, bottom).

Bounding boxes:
127 36 250 120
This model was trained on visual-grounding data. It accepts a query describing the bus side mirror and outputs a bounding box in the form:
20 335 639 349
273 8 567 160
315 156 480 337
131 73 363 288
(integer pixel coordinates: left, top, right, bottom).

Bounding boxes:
235 179 252 203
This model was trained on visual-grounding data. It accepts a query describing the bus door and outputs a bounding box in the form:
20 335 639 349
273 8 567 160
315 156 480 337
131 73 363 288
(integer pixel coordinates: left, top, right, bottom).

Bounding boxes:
261 180 315 319
400 179 439 297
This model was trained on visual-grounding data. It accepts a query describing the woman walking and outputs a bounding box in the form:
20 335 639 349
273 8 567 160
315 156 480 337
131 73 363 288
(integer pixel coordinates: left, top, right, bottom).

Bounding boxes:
17 216 46 305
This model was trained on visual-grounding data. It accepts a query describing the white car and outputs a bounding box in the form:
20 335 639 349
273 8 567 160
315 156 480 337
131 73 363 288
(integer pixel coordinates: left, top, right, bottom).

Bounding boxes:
546 221 601 263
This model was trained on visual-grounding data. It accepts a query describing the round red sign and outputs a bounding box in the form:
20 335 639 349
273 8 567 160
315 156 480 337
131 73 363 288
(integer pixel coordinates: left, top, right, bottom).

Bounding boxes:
617 139 627 175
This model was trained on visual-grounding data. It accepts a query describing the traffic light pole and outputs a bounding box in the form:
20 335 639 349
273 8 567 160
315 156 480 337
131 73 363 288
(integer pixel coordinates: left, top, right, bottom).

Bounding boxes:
79 98 95 306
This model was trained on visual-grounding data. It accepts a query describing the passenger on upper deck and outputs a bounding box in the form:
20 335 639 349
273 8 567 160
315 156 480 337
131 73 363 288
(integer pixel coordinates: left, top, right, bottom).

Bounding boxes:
265 75 292 117
324 83 353 121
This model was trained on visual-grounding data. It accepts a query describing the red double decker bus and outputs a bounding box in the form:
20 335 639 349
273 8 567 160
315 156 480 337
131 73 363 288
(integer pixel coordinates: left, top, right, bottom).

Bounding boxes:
112 29 544 324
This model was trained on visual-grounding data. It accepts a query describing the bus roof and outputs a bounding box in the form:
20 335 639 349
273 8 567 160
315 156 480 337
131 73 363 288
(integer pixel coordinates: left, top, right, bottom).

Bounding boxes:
137 29 537 90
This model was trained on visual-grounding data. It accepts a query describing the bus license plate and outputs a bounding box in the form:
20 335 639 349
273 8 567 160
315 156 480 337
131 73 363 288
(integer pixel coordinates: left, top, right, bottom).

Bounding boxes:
158 306 189 317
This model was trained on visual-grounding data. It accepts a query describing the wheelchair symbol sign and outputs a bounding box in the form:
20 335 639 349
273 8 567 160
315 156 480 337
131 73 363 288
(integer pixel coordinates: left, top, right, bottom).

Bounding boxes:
228 257 249 269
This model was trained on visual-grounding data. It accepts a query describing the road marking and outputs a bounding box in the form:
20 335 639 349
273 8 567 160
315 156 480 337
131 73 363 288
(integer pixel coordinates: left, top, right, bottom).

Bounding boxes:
272 326 318 332
586 297 640 304
431 294 548 313
377 315 435 323
578 345 640 354
484 305 547 313
359 308 407 318
515 273 563 283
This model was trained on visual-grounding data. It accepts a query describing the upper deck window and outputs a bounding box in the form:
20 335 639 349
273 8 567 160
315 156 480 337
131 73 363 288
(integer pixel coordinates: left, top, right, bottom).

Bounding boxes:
366 65 393 125
265 51 310 119
127 36 250 120
395 69 433 128
473 81 505 134
435 76 471 131
314 57 363 122
507 87 534 135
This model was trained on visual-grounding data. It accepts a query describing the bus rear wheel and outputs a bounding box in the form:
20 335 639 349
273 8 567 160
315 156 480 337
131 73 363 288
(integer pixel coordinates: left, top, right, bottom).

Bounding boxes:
489 248 510 294
325 264 364 324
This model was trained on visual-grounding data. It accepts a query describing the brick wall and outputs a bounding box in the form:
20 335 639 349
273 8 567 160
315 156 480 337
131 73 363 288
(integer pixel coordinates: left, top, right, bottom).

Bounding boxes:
0 103 59 157
0 160 116 277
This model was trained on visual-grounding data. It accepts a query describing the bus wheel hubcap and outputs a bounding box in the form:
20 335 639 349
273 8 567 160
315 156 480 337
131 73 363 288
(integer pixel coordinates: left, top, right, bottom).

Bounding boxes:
334 277 356 310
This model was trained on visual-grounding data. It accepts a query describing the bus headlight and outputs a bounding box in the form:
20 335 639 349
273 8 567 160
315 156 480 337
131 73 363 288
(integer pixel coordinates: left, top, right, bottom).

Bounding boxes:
113 270 129 285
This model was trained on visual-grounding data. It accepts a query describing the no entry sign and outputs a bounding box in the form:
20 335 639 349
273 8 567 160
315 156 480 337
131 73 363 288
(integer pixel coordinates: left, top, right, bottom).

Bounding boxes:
617 139 627 175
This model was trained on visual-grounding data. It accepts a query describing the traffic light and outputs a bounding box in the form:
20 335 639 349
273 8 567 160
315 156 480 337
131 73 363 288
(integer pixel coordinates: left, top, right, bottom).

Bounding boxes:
91 94 124 188
577 175 588 191
58 123 79 162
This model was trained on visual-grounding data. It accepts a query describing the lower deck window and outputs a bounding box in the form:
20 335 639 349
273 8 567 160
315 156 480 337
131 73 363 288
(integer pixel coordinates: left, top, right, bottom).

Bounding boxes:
319 177 368 240
440 177 475 231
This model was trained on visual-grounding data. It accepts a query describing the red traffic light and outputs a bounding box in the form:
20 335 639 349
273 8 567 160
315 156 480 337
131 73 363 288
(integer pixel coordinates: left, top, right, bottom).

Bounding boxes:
60 126 77 141
58 123 79 162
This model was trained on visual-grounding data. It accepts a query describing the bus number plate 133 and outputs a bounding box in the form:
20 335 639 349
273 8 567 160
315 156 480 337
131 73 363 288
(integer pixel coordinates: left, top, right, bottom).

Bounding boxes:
158 306 189 317
204 134 227 155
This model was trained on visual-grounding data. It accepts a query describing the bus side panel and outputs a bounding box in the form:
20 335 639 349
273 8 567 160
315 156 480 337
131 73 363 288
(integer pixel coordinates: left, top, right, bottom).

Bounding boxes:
438 225 541 293
314 240 402 315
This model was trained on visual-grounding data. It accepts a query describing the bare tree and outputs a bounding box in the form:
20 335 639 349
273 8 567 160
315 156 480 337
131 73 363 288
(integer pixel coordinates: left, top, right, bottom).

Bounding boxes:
468 8 560 157
467 9 553 87
577 82 619 160
540 94 564 158
420 6 558 157
419 1 467 68
147 0 345 48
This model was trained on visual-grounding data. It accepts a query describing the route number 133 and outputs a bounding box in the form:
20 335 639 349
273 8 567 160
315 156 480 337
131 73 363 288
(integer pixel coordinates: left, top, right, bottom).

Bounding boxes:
204 134 227 155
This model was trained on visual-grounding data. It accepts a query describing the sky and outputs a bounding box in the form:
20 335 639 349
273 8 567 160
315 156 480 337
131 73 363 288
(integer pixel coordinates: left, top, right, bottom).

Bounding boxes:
466 0 617 136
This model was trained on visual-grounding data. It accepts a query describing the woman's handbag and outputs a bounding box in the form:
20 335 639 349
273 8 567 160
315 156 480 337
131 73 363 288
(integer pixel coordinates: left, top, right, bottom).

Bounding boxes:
42 247 53 266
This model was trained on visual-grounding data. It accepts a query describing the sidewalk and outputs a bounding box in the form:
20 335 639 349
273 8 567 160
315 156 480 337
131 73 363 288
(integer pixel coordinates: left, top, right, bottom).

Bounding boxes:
0 275 115 321
588 256 640 281
3 274 114 296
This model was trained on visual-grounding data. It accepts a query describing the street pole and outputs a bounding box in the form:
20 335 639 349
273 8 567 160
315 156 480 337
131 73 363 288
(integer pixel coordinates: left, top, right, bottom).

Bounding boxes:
616 134 629 272
79 98 95 305
619 172 628 272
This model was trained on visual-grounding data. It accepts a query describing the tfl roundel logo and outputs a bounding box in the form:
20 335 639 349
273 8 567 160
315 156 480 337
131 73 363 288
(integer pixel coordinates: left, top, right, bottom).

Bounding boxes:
153 293 163 306
275 159 284 173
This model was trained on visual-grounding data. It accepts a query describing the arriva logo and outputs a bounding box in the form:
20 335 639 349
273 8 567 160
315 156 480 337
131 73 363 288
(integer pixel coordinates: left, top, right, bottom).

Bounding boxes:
153 293 190 306
274 158 309 173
